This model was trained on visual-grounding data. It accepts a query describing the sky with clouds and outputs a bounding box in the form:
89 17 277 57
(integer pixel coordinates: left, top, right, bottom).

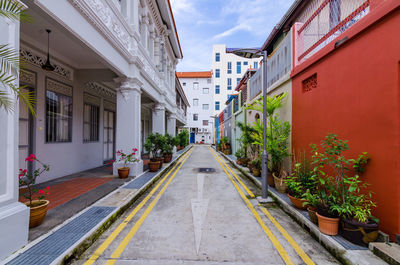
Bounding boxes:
171 0 296 72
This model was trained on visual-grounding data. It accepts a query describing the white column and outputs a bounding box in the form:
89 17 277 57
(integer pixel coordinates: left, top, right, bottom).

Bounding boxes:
152 103 166 134
0 10 29 261
113 77 143 177
167 114 177 137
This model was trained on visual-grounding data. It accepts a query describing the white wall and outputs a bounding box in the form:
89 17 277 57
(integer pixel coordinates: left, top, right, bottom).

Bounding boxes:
179 76 213 143
211 44 261 115
21 59 117 184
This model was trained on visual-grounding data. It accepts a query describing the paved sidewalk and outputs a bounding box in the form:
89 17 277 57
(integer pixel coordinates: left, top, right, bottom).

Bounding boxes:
5 147 192 265
73 145 340 265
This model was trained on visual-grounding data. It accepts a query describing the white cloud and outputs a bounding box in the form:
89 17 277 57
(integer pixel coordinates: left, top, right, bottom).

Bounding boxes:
171 0 194 15
212 24 252 40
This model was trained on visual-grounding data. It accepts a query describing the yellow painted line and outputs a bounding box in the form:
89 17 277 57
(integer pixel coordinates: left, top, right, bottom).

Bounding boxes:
209 148 294 265
83 149 193 265
105 148 193 265
214 152 255 198
259 206 315 265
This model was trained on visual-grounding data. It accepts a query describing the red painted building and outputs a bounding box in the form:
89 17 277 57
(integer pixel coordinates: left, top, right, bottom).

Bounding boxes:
291 0 400 238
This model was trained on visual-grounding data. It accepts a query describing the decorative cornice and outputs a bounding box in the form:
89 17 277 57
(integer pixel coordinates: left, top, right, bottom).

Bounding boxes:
85 81 116 100
114 77 143 99
20 70 36 86
68 0 134 62
46 78 73 97
20 48 73 81
154 102 165 111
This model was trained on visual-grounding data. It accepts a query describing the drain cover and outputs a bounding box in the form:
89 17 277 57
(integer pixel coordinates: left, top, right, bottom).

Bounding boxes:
198 168 215 173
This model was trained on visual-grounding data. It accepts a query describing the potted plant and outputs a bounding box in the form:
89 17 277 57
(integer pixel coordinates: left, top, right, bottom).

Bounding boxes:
285 153 317 210
19 154 50 228
145 133 164 171
310 134 377 239
303 189 319 224
116 148 139 178
162 134 177 163
177 130 189 149
251 157 262 177
235 147 245 165
285 171 308 210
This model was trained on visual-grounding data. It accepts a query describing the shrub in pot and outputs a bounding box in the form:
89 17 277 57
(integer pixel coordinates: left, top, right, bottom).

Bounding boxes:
19 155 50 228
285 154 317 210
303 189 319 224
250 157 261 177
311 134 377 240
162 134 177 163
145 133 164 171
273 170 288 193
116 148 139 178
177 130 189 149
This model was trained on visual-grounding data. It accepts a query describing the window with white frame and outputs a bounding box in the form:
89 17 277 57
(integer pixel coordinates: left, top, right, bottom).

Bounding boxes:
237 61 241 74
203 88 209 94
46 90 72 142
215 53 220 62
227 62 232 74
193 114 198 121
227 78 232 90
215 69 220 78
193 98 199 106
83 104 99 142
193 82 199 90
203 120 209 126
202 104 209 110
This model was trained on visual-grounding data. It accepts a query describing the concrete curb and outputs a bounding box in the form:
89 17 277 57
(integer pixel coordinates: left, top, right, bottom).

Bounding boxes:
218 150 388 265
3 146 193 265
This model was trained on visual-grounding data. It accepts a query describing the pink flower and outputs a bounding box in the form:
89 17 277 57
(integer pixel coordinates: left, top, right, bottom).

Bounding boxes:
116 150 122 156
25 154 36 162
132 148 138 152
38 189 45 194
46 186 50 190
18 169 27 177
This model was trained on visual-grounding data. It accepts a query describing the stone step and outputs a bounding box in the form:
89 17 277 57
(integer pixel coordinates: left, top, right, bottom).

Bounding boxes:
370 242 400 265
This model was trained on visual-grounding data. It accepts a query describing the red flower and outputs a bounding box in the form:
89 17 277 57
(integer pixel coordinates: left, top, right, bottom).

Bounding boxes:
116 150 122 156
132 148 138 152
18 169 27 177
38 189 45 194
46 186 50 190
25 154 36 162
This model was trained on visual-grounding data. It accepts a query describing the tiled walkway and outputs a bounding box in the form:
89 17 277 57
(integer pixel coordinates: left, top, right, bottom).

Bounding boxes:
19 177 112 210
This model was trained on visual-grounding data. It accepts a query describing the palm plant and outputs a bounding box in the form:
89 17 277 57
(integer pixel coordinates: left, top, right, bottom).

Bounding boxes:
0 0 35 114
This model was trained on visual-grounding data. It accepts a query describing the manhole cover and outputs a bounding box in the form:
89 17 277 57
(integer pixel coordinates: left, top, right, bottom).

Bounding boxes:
198 168 216 173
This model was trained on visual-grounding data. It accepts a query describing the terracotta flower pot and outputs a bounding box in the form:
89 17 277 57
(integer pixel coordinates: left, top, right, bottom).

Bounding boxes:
156 158 164 169
307 206 318 224
252 168 261 177
317 213 339 236
288 194 308 210
236 159 242 165
118 167 130 179
273 172 287 193
267 172 275 187
164 153 173 163
339 218 379 246
149 161 159 172
25 200 49 228
241 158 250 167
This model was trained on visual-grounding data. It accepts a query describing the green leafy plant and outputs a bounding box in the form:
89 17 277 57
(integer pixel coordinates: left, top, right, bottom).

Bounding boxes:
162 134 177 155
0 1 35 114
19 154 50 206
235 147 245 159
116 148 139 168
351 152 369 175
177 130 189 147
144 133 164 159
311 134 376 222
249 93 291 176
251 157 262 170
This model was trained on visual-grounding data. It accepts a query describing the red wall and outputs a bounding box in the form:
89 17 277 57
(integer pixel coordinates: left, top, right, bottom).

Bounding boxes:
292 6 400 238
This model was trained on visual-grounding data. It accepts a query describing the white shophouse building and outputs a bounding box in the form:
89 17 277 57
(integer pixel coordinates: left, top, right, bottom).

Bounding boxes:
0 0 186 260
211 44 261 115
177 72 214 144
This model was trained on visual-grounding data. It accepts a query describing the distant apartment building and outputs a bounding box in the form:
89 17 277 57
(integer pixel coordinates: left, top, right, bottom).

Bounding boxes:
177 72 214 144
211 44 261 115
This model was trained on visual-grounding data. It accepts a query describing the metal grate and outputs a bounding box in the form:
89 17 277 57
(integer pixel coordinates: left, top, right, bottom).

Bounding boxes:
198 168 216 173
7 206 115 265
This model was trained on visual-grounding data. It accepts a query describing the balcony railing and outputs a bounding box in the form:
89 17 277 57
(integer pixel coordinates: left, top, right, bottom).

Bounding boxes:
297 0 370 61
